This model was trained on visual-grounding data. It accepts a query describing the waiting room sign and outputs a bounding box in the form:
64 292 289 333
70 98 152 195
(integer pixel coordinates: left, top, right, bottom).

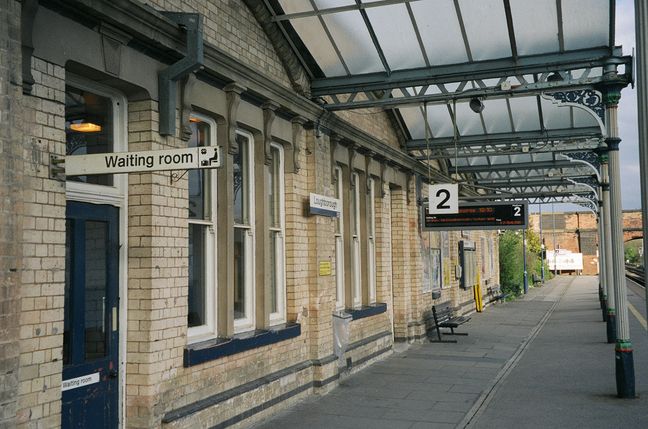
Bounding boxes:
65 147 221 176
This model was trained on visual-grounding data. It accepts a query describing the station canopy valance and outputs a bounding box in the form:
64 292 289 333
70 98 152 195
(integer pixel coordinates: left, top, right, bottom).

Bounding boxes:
265 0 632 205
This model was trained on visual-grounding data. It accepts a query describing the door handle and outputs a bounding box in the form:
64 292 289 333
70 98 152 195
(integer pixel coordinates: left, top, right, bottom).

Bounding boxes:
109 369 118 378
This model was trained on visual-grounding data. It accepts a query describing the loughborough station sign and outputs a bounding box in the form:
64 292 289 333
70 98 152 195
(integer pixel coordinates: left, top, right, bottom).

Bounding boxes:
65 147 221 176
422 201 528 231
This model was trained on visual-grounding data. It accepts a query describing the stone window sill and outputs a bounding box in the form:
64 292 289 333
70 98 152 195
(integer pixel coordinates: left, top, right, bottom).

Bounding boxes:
183 323 301 367
346 303 387 321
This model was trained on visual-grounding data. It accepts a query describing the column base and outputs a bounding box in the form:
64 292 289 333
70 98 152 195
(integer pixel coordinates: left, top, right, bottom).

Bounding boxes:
615 342 635 398
606 312 616 344
601 297 608 322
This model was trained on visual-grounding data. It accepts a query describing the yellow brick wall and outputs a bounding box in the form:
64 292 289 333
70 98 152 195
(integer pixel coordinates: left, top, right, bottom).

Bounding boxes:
17 57 67 429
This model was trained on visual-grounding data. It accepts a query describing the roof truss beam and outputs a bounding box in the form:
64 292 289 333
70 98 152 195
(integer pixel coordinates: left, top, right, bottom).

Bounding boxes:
414 139 600 160
406 127 602 150
460 190 593 201
455 159 578 173
310 48 630 110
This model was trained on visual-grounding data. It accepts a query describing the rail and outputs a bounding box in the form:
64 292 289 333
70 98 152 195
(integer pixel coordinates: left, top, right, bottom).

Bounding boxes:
625 264 645 287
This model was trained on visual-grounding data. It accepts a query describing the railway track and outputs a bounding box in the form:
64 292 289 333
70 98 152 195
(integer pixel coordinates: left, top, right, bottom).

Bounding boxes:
626 264 645 287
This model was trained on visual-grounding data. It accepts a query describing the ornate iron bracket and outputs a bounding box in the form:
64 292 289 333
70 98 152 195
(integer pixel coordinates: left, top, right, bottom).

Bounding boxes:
545 89 605 125
560 151 601 181
569 175 599 189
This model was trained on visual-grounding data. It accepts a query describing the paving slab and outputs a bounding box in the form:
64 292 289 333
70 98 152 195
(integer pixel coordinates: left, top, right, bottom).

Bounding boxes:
253 276 648 429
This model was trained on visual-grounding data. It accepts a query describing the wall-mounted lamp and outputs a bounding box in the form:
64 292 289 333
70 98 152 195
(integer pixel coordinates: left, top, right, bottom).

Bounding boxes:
547 72 563 82
469 97 484 113
68 122 102 133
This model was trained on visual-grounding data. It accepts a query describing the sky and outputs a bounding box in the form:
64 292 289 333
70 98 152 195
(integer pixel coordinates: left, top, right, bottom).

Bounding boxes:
616 0 640 210
534 0 640 213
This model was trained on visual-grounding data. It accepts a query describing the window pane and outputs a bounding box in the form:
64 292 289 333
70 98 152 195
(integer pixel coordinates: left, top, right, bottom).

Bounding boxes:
188 121 210 220
335 168 342 234
268 147 281 228
234 135 248 225
65 86 114 186
350 176 358 236
269 231 277 314
234 227 246 320
368 179 375 237
188 224 207 327
84 221 109 360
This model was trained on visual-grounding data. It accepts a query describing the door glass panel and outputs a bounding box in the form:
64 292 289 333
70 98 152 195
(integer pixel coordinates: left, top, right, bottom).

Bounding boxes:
84 221 109 360
65 86 114 186
64 220 74 365
188 224 207 327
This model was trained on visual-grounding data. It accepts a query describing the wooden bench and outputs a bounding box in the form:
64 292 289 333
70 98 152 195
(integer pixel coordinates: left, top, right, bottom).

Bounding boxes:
532 274 542 285
426 302 470 343
487 284 508 304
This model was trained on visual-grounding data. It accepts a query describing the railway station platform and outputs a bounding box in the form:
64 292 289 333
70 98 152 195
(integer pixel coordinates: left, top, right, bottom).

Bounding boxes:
253 276 648 429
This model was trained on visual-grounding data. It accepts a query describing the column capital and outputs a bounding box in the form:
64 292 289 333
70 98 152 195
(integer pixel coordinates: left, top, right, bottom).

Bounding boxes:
605 137 621 151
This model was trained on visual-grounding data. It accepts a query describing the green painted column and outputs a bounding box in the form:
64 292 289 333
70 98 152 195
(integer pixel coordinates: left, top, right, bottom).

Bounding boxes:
602 77 635 397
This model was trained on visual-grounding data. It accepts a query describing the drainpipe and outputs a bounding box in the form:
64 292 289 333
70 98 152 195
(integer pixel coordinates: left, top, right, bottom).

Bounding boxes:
159 13 204 136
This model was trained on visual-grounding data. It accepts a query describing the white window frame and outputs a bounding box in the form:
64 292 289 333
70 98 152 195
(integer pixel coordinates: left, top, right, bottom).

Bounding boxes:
65 76 127 207
334 166 345 311
351 172 362 309
368 177 377 304
233 130 256 333
187 114 218 343
268 142 286 325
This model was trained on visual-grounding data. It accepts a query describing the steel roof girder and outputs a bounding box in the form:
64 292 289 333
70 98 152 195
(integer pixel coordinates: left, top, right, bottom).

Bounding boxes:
405 127 601 150
311 47 628 95
415 140 600 160
455 159 580 173
459 189 593 201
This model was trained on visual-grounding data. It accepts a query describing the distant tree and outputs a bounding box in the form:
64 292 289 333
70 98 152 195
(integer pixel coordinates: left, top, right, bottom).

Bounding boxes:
625 245 640 265
498 222 551 298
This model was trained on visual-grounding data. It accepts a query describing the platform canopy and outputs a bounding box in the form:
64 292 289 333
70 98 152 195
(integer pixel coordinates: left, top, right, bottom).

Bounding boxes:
264 0 632 206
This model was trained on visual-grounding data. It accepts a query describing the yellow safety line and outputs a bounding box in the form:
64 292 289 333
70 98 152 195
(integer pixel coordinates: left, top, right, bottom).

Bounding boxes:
627 302 648 331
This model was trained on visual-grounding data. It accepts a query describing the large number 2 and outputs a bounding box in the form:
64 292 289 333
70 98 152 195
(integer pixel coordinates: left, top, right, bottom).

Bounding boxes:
437 189 451 209
513 206 521 216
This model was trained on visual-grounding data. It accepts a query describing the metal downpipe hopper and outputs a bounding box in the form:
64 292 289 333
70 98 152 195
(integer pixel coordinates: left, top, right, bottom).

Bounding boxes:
159 12 204 136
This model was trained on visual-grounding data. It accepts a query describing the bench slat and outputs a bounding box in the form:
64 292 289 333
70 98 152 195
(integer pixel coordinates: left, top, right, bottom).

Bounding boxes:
428 302 469 342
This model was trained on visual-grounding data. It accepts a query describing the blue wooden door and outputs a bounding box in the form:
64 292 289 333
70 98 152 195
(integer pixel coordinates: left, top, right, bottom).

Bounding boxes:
62 202 119 428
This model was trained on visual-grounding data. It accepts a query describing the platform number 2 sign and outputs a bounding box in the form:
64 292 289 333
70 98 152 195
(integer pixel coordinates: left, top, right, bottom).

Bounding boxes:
429 184 459 214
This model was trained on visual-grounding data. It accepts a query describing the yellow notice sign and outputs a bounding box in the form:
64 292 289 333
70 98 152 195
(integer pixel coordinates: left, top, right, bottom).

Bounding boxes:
319 261 332 276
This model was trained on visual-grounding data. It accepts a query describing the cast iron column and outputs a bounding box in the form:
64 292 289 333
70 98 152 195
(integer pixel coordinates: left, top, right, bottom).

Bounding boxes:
635 0 648 327
597 198 607 322
602 75 635 397
600 149 615 339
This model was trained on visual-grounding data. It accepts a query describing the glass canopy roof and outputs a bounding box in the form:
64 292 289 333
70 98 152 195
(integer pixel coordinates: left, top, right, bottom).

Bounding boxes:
266 0 626 204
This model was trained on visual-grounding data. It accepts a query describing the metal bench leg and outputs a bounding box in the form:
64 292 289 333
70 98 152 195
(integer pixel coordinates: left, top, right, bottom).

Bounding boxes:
428 327 458 343
443 327 469 337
